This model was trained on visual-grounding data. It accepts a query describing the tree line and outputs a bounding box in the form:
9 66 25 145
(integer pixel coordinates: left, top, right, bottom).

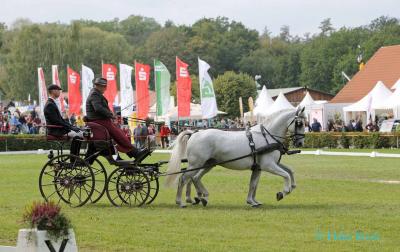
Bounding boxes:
0 15 399 116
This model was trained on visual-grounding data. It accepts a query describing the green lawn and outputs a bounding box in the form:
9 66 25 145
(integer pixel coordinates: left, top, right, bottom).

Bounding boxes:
0 153 399 251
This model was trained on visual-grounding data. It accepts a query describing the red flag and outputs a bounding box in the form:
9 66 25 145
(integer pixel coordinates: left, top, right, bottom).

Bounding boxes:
67 67 82 116
176 57 191 117
135 62 151 119
102 64 118 111
52 65 66 112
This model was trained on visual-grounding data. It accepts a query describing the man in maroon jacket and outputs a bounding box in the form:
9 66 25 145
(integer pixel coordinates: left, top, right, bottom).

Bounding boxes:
85 77 148 160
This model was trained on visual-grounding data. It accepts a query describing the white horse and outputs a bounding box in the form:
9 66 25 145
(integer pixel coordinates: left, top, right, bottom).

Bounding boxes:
165 107 306 207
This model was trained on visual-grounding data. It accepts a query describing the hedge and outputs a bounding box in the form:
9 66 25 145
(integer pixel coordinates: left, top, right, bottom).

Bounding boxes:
300 132 400 149
0 134 71 152
0 132 399 152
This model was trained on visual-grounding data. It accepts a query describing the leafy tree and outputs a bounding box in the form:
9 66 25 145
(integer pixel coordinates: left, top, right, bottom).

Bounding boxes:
0 14 400 106
214 71 256 116
139 27 188 77
279 25 291 42
119 15 161 45
319 18 335 36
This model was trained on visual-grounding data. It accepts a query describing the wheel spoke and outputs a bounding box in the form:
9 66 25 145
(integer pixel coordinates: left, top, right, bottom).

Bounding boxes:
45 189 58 200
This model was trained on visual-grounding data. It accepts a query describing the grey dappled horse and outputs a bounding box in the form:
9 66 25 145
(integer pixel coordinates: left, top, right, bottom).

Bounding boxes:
165 107 306 207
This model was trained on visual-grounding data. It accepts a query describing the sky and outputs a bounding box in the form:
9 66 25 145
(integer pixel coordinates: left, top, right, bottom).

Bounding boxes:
0 0 399 36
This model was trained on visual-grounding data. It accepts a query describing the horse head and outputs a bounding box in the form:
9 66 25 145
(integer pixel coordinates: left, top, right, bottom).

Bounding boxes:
288 106 306 148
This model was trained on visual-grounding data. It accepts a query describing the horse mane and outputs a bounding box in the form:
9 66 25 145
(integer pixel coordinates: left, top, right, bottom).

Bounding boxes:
250 109 298 132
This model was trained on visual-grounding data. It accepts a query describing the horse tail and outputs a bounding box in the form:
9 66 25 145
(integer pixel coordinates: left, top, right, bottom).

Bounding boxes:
164 130 194 187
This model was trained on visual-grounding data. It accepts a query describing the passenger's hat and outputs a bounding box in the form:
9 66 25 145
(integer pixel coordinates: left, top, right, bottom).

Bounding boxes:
47 84 62 91
93 77 107 86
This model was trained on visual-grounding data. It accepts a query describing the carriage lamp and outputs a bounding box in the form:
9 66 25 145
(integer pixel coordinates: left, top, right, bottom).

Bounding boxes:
83 127 92 138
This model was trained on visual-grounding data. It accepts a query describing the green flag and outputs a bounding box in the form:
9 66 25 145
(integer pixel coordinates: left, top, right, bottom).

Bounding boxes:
154 60 171 116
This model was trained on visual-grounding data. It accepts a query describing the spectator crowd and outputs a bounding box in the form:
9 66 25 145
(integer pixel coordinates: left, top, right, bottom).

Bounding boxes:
2 100 399 149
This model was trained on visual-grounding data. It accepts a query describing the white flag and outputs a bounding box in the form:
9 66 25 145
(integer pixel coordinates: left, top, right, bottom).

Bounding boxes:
37 67 48 120
198 58 218 119
81 65 94 115
119 63 134 117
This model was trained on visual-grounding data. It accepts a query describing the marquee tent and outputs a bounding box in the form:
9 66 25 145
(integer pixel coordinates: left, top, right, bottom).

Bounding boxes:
298 91 315 107
343 81 393 121
374 85 400 118
266 92 295 115
391 78 400 90
253 86 274 116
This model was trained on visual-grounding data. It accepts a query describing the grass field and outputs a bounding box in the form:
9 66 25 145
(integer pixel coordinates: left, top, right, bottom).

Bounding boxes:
0 153 399 251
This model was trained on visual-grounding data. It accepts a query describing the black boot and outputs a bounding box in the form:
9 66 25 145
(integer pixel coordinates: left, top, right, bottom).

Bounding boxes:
127 147 149 161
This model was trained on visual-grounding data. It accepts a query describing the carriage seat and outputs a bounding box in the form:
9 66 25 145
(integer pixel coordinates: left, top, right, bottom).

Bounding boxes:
85 122 111 141
45 125 70 141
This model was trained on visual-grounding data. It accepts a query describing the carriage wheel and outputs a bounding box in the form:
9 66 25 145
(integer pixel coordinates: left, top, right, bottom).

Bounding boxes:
80 155 107 204
106 167 150 207
146 173 159 204
39 154 95 207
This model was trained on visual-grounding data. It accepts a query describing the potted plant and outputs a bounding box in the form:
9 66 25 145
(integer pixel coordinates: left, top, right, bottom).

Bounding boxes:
16 201 77 252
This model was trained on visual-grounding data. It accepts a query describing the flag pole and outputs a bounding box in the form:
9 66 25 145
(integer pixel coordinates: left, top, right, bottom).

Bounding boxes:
176 56 180 132
154 59 158 123
101 60 104 77
66 64 69 116
134 60 137 121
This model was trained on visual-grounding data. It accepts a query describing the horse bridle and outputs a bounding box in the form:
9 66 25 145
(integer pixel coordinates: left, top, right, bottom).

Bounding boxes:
287 116 306 143
260 115 305 149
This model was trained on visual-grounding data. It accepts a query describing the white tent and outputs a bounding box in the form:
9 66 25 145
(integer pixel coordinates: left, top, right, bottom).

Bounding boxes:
298 91 315 107
147 96 175 123
375 86 400 118
267 92 295 115
253 86 274 116
391 78 400 90
343 81 393 121
297 91 316 123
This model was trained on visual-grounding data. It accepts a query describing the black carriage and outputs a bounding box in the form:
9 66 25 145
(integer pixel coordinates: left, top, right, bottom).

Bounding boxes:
39 123 165 207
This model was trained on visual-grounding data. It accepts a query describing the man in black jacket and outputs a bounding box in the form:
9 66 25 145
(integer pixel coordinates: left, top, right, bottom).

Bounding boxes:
44 85 81 136
86 77 147 160
44 84 82 155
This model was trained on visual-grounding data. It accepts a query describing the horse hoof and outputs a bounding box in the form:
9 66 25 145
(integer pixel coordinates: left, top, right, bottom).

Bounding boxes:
179 204 187 208
251 204 261 208
291 185 297 189
200 198 208 207
276 192 284 201
193 197 201 205
186 198 194 204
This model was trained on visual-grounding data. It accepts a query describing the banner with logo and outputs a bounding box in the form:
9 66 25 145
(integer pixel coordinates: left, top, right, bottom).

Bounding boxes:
67 67 82 115
198 58 218 119
135 62 150 119
176 57 191 117
51 65 66 112
37 67 48 119
81 65 94 115
119 63 134 118
154 60 171 116
102 63 118 111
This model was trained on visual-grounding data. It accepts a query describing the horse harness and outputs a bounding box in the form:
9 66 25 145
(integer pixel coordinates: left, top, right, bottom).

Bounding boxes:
245 119 305 171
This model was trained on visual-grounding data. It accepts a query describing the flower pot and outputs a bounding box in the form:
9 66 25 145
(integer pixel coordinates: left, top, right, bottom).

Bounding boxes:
16 228 77 252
